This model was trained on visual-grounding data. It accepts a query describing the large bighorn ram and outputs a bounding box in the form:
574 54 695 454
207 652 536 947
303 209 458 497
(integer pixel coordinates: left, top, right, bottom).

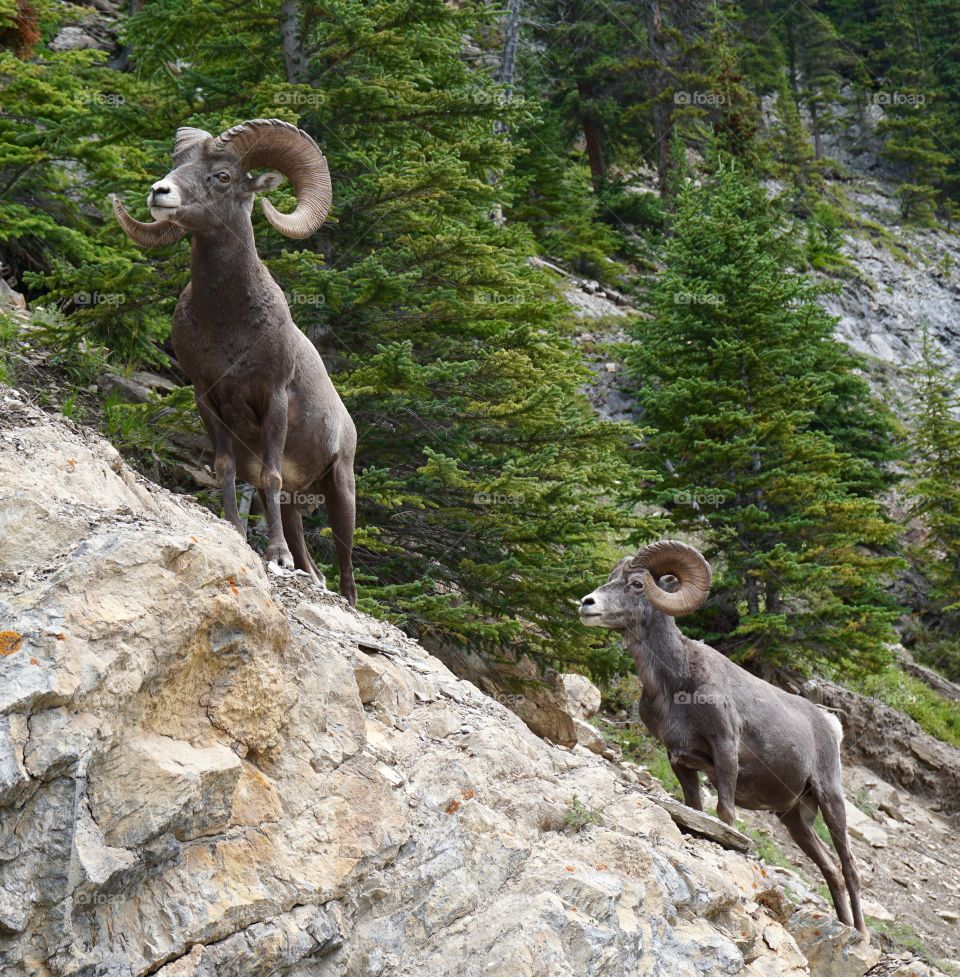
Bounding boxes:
112 119 356 605
580 540 867 937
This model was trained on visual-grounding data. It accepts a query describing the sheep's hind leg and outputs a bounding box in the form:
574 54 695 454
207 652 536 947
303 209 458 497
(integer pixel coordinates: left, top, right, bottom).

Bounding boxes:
778 796 852 927
817 781 867 939
280 504 326 588
319 459 357 607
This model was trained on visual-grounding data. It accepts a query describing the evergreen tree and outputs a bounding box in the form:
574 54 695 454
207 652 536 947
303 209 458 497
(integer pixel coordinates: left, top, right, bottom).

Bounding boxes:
768 74 822 215
873 0 951 223
624 157 900 674
784 0 846 161
904 326 960 679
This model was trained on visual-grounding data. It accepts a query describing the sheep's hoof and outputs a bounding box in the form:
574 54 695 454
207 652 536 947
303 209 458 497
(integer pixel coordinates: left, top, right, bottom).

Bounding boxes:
265 543 294 569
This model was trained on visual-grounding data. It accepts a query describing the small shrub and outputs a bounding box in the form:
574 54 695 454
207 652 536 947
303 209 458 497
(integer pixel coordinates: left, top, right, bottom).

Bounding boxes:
564 794 604 832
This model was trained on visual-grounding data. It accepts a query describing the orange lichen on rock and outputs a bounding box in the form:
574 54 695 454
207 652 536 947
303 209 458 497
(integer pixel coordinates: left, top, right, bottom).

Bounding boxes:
0 631 23 656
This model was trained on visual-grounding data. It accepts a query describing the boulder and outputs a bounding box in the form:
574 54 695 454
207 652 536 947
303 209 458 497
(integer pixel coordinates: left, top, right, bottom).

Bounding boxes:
562 672 602 720
87 733 242 847
429 644 577 746
788 908 880 977
844 801 888 848
572 716 606 754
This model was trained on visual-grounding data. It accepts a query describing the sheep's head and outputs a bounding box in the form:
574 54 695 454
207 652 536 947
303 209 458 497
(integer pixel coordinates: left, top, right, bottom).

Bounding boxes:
112 118 332 248
578 540 712 631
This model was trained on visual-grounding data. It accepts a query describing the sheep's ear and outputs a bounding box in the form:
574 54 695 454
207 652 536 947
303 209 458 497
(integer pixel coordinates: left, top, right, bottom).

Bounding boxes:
242 171 285 193
657 574 681 594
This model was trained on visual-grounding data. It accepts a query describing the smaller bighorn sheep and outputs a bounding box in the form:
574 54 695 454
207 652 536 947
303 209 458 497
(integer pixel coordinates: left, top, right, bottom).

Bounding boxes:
113 119 356 604
580 541 867 937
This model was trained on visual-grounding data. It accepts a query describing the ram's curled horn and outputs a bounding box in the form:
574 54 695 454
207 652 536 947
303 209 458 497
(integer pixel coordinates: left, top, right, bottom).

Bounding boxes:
212 118 332 239
172 126 213 166
110 195 186 249
630 539 712 617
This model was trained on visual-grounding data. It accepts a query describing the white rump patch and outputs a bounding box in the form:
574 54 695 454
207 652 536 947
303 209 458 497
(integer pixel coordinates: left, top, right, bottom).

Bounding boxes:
820 707 844 745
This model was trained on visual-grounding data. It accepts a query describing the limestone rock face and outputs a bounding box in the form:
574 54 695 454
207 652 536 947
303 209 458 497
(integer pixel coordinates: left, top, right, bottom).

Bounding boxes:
0 390 851 976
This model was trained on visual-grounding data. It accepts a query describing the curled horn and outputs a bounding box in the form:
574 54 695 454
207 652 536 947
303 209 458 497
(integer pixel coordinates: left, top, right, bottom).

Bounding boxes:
631 540 712 617
172 126 213 166
212 118 332 239
111 195 186 249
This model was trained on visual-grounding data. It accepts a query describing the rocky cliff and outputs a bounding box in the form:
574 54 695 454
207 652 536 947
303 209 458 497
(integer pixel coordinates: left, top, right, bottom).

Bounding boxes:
0 387 945 977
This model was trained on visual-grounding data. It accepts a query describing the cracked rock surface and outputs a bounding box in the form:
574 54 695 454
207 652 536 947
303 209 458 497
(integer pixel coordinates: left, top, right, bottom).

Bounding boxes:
0 389 867 976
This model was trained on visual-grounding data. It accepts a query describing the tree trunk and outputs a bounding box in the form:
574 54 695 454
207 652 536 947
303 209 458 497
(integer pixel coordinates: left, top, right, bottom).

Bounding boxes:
645 0 673 197
581 108 607 189
109 0 145 71
489 0 523 223
810 100 823 160
498 0 522 103
280 0 308 85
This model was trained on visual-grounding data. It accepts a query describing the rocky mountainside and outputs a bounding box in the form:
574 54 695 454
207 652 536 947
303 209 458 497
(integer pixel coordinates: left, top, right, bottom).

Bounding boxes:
3 387 952 977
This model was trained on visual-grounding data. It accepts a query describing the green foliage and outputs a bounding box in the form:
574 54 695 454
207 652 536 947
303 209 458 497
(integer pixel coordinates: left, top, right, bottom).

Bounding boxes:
867 918 928 955
103 387 203 476
855 667 960 749
563 794 604 832
599 718 682 799
903 327 960 654
6 0 960 695
0 311 19 383
743 825 794 870
622 158 901 674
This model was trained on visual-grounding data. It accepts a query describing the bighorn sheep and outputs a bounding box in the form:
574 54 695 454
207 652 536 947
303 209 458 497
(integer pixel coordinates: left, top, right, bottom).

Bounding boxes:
580 540 867 936
112 119 357 605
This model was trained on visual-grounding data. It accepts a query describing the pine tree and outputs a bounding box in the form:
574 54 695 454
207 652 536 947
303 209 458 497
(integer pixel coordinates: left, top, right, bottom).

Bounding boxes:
784 0 846 161
904 326 960 679
874 0 951 223
623 156 900 674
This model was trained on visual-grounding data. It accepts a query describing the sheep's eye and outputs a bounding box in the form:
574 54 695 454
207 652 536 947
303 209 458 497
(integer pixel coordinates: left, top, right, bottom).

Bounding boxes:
628 577 644 589
215 171 231 184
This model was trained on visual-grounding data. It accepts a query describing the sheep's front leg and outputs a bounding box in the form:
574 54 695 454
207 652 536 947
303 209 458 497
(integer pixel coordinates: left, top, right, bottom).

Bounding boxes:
196 393 245 536
712 740 740 826
259 390 294 569
670 760 703 811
